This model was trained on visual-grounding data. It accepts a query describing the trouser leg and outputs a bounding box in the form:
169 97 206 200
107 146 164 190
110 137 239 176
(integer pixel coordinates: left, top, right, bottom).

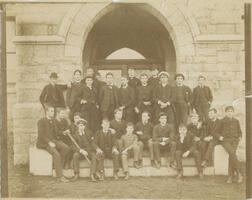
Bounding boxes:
191 150 202 173
116 139 123 152
90 152 97 175
148 139 154 160
133 144 140 161
121 153 129 172
97 154 104 172
175 150 183 171
204 140 218 163
46 146 63 177
168 141 176 162
73 152 80 174
153 141 161 162
198 141 207 160
55 141 71 167
111 152 120 172
138 141 144 160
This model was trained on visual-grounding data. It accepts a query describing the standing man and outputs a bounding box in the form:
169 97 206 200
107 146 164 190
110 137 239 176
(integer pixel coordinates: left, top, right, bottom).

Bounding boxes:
153 71 175 124
192 75 213 122
173 74 193 125
39 72 68 111
127 66 141 90
118 74 136 123
148 65 160 89
99 72 119 120
214 106 243 183
36 106 70 182
152 112 176 169
66 69 84 120
136 73 153 121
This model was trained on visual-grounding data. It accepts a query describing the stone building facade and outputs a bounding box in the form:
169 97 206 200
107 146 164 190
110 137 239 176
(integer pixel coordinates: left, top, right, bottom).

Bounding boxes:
5 0 245 165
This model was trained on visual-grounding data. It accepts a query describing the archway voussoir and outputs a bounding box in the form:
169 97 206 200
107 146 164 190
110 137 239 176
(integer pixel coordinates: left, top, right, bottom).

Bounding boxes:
66 33 83 48
69 22 86 36
64 45 82 57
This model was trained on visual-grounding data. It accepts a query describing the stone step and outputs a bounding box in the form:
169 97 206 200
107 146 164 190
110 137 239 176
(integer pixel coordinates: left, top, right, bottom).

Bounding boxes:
53 166 215 178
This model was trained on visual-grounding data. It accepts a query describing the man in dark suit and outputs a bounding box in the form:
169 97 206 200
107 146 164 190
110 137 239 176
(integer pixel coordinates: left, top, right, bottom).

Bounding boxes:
39 72 68 111
173 74 193 125
192 75 213 122
99 72 119 120
135 73 153 121
118 74 136 123
92 119 121 180
127 66 141 90
153 71 175 124
214 106 243 183
66 69 85 120
71 119 97 182
175 124 203 179
148 65 160 89
80 76 100 132
201 108 221 167
36 106 70 182
152 112 176 169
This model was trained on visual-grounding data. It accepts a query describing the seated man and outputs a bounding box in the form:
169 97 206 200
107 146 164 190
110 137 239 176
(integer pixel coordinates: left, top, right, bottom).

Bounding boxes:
135 111 154 167
187 113 207 160
70 112 82 134
92 119 120 180
214 106 243 184
201 108 221 167
110 109 127 152
152 112 176 169
175 124 203 179
71 119 97 182
121 123 142 180
36 106 70 182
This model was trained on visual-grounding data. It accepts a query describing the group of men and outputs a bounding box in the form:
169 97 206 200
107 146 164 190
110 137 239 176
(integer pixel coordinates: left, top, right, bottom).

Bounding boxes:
37 66 243 184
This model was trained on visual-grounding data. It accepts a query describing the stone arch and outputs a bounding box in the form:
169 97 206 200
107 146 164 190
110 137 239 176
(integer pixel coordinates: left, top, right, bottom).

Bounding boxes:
61 1 199 71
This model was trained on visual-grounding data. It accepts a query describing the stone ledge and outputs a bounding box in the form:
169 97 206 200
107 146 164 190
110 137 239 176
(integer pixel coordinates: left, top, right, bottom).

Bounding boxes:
12 35 65 45
196 34 244 44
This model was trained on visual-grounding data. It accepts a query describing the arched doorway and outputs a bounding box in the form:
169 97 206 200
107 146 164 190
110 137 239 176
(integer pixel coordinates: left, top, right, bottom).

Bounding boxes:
82 4 176 82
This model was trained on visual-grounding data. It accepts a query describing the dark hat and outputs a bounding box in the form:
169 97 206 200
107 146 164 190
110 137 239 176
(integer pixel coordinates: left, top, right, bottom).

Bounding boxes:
73 112 82 117
198 75 206 80
106 72 114 77
127 65 135 70
225 106 234 112
77 118 87 126
158 71 170 78
175 73 185 80
159 112 167 118
49 72 58 79
73 69 82 75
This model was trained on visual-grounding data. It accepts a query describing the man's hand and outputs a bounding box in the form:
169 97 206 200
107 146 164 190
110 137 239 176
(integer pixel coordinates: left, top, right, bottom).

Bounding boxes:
119 106 125 110
109 128 116 134
160 142 166 146
112 148 119 155
194 137 200 142
163 137 169 142
96 148 103 155
63 129 70 135
183 151 190 158
134 107 139 113
197 122 202 129
219 136 224 141
80 99 87 104
144 101 151 106
80 149 88 156
48 142 56 148
136 131 143 135
204 136 212 142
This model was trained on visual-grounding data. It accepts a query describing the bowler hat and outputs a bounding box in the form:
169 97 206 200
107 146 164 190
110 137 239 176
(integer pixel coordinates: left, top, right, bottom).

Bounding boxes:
49 72 58 79
77 118 87 126
175 73 185 80
225 106 234 112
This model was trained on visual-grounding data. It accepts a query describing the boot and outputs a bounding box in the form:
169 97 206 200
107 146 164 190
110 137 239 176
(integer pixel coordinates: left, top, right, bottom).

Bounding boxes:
151 160 155 168
71 173 79 181
226 176 233 184
176 171 183 179
201 160 208 168
134 161 140 169
124 172 129 180
138 160 143 168
114 171 119 180
199 171 204 179
59 176 69 183
95 171 101 180
237 171 243 183
155 160 161 169
90 174 97 182
169 161 177 169
99 171 105 181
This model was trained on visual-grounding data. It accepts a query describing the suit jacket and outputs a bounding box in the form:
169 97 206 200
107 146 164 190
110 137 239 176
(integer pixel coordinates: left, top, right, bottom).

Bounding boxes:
92 129 117 152
187 123 206 140
71 128 94 153
80 85 98 111
214 117 242 141
176 131 196 153
54 118 71 145
128 77 141 90
205 118 220 137
136 85 153 108
36 118 58 149
173 85 193 104
153 84 174 105
192 85 213 107
66 82 84 108
39 84 67 108
135 121 153 142
148 77 159 88
99 84 119 112
118 86 136 109
152 123 175 142
110 119 127 139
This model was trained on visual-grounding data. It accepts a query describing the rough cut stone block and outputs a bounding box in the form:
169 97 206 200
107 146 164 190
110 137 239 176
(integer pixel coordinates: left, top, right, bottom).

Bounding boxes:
29 146 53 176
214 145 229 175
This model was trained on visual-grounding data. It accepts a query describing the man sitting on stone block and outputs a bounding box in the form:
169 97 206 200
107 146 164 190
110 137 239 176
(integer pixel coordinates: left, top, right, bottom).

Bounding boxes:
152 112 176 169
214 106 243 184
175 124 204 179
36 106 70 183
71 119 97 182
201 108 221 167
135 111 154 168
187 112 207 160
92 119 120 181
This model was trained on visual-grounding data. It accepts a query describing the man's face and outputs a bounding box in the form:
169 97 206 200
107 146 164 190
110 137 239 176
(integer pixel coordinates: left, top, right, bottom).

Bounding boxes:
78 123 85 131
191 116 199 124
176 76 184 85
226 110 234 118
159 116 167 125
142 112 150 122
74 72 81 82
179 127 187 135
85 78 93 86
115 111 123 120
95 74 102 81
126 125 134 134
160 75 168 84
128 69 135 78
47 107 54 118
121 77 128 86
140 75 148 85
74 115 81 124
198 78 205 86
151 69 158 76
50 77 57 85
106 75 113 85
58 110 65 119
208 111 216 120
87 68 94 76
102 120 110 130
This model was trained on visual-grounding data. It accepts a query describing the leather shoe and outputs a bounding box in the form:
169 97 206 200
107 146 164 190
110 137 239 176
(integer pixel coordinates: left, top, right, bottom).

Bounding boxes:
176 171 183 179
90 174 97 182
114 171 119 180
124 172 129 180
59 176 69 183
226 176 233 184
201 160 208 168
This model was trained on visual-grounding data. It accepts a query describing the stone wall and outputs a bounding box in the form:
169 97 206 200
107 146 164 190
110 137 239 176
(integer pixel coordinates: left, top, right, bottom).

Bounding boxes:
5 0 246 165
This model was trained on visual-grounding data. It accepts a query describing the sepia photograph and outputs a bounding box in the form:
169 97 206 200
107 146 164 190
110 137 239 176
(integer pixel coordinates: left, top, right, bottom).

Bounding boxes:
1 0 252 199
